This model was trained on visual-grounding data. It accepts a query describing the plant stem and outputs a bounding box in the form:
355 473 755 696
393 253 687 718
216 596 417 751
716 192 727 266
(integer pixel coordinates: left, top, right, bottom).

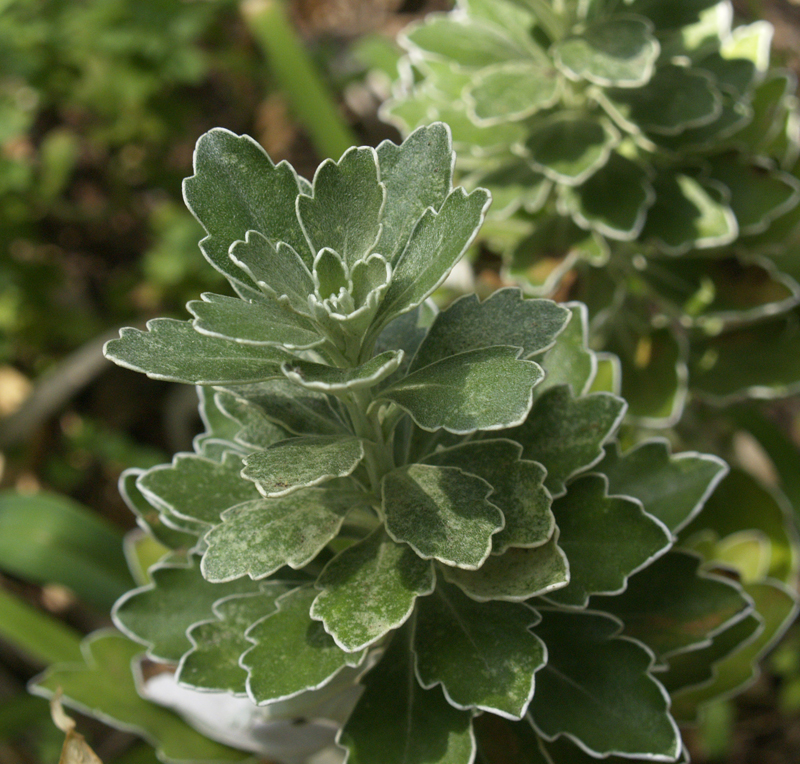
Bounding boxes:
241 0 358 160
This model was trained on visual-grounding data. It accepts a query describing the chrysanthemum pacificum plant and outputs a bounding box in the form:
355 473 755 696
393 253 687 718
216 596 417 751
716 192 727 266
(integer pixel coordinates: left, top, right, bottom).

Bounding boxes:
384 0 800 424
29 124 795 764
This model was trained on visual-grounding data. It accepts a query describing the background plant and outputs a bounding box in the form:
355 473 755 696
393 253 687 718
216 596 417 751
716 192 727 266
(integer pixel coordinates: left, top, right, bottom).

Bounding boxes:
384 0 800 425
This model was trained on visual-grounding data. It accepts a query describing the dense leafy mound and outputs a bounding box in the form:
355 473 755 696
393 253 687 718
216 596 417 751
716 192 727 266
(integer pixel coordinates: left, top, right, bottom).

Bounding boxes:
385 0 800 424
30 124 797 764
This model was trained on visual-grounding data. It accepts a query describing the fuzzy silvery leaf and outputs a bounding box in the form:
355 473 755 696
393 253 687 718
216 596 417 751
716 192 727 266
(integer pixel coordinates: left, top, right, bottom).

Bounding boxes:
557 152 654 241
373 303 436 386
531 303 595 396
311 528 435 652
137 451 261 526
382 464 503 569
375 123 453 263
228 233 314 315
373 187 491 327
601 64 722 135
546 474 671 607
524 115 619 186
595 550 752 661
282 351 404 393
552 16 660 87
30 632 250 763
177 589 287 694
442 534 569 602
410 289 569 372
423 440 554 554
183 129 312 285
196 385 243 446
339 621 475 764
188 293 322 350
380 347 543 434
104 319 290 385
201 488 360 582
465 63 561 125
243 586 366 704
529 609 681 760
469 163 552 219
502 385 626 497
222 379 348 436
414 583 545 719
242 435 365 497
298 147 384 269
212 391 288 450
597 440 728 534
113 558 262 663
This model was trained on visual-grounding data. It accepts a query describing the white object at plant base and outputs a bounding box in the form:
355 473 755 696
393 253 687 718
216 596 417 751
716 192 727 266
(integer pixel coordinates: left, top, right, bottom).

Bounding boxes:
139 669 363 764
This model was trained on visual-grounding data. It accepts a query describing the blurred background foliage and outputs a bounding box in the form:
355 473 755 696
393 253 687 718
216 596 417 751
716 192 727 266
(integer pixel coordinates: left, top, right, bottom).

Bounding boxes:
2 0 800 762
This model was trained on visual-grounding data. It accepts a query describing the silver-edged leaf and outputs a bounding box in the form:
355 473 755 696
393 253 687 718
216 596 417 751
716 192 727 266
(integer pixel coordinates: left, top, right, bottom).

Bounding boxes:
380 347 543 434
311 528 435 652
529 609 681 760
545 474 672 608
242 436 365 497
201 487 360 582
597 439 728 534
501 385 626 497
410 289 569 372
423 440 554 554
382 464 503 570
414 582 545 719
243 586 366 704
297 147 384 269
282 350 404 393
212 391 288 450
104 319 290 385
339 620 475 764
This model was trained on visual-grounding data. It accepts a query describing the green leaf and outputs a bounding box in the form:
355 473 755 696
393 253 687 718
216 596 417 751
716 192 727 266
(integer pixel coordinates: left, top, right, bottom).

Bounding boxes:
443 534 568 602
474 715 549 764
311 528 435 652
201 488 358 582
502 385 626 497
596 550 752 660
529 609 681 760
380 347 543 434
601 64 721 135
222 379 348 436
112 558 261 662
465 62 561 125
228 232 314 314
553 16 659 87
183 128 312 284
282 351 404 393
524 116 618 186
414 582 544 718
470 162 552 218
532 302 595 395
382 464 503 569
31 631 249 763
0 491 134 611
558 152 654 240
404 16 531 68
423 440 553 553
212 391 288 450
298 147 384 269
339 621 475 764
642 173 737 254
596 440 728 534
411 289 569 372
242 435 365 497
137 451 260 526
177 588 287 694
608 324 687 425
105 319 289 385
375 123 453 264
374 187 491 326
244 586 365 703
546 474 671 607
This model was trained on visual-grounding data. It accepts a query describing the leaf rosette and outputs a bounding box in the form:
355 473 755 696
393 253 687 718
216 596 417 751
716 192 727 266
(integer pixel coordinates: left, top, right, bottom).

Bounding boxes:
385 0 800 424
77 126 792 764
